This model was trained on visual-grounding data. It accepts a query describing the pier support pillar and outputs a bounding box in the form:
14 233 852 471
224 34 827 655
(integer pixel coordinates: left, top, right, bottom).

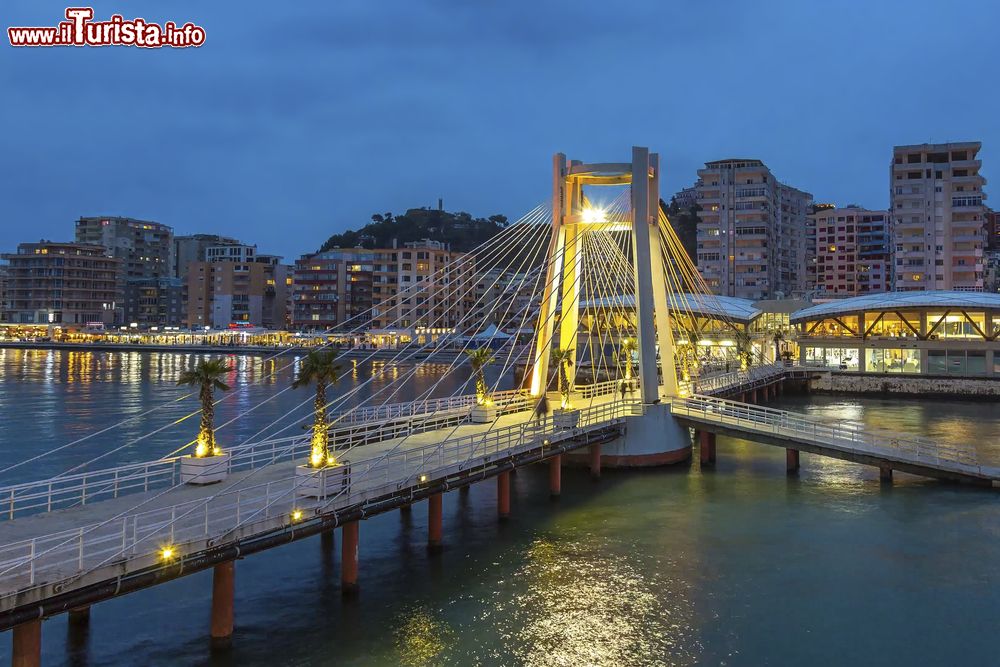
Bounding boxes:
739 393 747 402
68 605 90 627
879 462 893 484
321 529 334 553
589 442 602 479
341 521 359 594
549 455 561 497
428 493 443 551
497 471 511 520
751 389 758 403
210 561 235 647
786 449 800 473
12 619 40 667
400 503 412 516
699 431 716 465
460 484 470 496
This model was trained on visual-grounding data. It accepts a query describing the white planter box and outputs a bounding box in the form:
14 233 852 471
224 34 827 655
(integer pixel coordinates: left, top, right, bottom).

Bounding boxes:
553 409 581 430
470 404 497 423
296 463 351 499
180 453 230 485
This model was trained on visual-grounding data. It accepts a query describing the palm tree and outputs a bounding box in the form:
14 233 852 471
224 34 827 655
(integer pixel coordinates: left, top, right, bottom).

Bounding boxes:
292 349 342 468
617 337 637 381
464 347 495 405
735 329 754 371
771 329 785 362
177 359 233 458
550 347 574 408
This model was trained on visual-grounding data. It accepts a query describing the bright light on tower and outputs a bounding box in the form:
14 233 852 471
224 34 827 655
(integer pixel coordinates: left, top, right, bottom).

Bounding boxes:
582 207 607 224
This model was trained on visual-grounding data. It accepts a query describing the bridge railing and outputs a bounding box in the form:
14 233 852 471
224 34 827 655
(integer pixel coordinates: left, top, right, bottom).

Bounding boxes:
0 399 638 597
0 390 538 521
671 395 984 473
692 363 786 395
576 380 622 400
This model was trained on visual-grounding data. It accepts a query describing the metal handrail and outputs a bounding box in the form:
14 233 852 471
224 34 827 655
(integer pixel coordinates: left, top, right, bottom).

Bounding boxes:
0 399 637 598
671 395 988 474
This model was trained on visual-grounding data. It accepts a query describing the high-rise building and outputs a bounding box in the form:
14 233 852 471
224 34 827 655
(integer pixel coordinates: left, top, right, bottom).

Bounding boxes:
890 142 988 291
695 159 813 299
986 207 1000 251
75 216 173 279
75 216 175 325
186 249 289 329
2 242 120 325
292 249 374 331
172 234 241 279
811 206 890 296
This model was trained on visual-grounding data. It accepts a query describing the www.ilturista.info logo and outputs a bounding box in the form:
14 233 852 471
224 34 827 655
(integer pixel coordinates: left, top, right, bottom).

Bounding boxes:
8 8 205 48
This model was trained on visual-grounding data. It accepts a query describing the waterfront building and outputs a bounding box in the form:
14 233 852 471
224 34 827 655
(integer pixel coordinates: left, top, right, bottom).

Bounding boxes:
186 251 289 329
292 248 374 331
75 216 175 326
987 207 1000 251
123 277 184 328
810 206 890 296
172 234 241 279
791 291 1000 376
368 240 474 332
0 258 8 323
695 158 813 299
1 241 120 325
469 268 541 330
890 142 988 292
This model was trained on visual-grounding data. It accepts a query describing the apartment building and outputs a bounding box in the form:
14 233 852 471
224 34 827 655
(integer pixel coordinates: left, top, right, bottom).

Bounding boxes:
811 206 890 296
186 249 289 329
292 249 374 331
695 159 813 299
890 142 988 291
172 234 241 279
369 241 474 332
2 242 120 325
75 216 174 325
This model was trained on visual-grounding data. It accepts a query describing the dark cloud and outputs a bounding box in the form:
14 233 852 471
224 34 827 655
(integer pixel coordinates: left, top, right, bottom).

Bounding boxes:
2 0 998 260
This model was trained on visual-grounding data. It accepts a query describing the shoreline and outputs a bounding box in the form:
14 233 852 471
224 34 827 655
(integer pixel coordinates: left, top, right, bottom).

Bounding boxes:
0 341 458 360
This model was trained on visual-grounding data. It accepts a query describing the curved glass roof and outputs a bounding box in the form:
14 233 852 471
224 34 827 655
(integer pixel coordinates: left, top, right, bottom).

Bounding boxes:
581 293 760 323
791 291 1000 322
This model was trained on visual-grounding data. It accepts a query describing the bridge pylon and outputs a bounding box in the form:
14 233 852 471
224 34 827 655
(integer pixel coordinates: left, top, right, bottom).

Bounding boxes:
528 146 678 402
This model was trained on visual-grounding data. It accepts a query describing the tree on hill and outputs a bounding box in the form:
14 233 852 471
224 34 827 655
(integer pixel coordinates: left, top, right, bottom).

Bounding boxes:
662 197 700 265
318 208 509 254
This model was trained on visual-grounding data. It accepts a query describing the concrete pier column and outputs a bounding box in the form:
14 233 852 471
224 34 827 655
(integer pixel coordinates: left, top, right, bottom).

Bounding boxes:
699 431 716 465
879 462 893 483
751 389 758 403
786 449 800 473
428 493 443 550
549 455 562 497
341 521 360 594
497 471 511 520
210 561 235 647
460 484 470 496
68 605 90 627
400 503 412 516
739 393 747 402
589 442 602 479
12 619 41 667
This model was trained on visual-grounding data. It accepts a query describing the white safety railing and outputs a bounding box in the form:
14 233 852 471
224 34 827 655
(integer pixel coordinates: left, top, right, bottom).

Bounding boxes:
576 380 623 400
0 390 538 521
671 395 992 476
691 363 786 395
0 399 639 598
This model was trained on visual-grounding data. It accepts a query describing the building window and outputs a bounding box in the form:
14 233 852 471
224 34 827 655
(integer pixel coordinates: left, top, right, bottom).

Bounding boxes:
866 348 920 374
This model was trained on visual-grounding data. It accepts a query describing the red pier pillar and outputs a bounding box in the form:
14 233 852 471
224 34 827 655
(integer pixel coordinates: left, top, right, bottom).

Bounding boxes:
497 471 511 520
210 561 235 647
428 493 443 550
341 521 360 594
549 455 562 497
699 431 717 465
11 620 41 667
589 442 602 479
879 462 893 483
786 449 800 473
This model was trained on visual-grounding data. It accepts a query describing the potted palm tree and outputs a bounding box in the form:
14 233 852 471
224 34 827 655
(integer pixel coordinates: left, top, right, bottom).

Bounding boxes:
466 347 497 423
550 347 580 429
292 349 350 498
177 358 233 484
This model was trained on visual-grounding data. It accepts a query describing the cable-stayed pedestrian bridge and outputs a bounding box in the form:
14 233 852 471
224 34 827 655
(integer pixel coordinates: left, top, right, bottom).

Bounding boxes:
1 147 994 665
